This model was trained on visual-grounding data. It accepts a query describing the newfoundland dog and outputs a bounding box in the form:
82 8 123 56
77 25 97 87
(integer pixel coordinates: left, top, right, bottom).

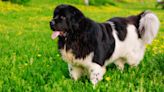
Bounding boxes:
50 4 160 85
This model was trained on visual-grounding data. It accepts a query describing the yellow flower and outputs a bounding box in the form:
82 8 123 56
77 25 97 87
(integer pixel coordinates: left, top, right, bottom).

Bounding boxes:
105 76 111 81
0 2 25 13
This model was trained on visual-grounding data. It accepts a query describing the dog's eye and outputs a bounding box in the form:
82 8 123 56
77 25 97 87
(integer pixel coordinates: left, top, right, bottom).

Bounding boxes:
60 16 66 20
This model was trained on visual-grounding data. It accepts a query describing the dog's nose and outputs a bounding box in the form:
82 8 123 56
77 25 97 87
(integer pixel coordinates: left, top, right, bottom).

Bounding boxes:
50 21 55 26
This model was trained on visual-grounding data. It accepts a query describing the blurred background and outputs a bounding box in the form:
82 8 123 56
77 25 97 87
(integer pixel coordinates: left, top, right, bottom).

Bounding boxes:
1 0 164 7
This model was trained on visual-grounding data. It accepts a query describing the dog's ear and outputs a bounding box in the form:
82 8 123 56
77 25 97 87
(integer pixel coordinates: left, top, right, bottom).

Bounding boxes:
68 5 84 21
66 5 84 31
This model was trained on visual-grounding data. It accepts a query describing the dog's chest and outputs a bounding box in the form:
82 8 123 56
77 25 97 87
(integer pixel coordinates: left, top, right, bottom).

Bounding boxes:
60 48 75 64
60 46 94 67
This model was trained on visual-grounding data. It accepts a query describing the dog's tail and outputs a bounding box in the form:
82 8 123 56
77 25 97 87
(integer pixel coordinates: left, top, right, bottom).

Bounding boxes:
139 11 160 44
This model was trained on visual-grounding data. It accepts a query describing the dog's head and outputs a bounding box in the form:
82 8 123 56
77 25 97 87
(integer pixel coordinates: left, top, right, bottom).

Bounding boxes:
50 4 84 39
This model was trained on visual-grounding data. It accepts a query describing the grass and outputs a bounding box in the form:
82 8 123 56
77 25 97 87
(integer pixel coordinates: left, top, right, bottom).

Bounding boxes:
0 0 164 91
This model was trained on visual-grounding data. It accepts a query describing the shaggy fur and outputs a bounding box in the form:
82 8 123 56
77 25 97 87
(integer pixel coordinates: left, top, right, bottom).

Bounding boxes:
50 4 160 86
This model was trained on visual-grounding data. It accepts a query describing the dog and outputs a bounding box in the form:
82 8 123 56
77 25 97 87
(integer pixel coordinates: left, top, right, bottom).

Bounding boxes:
50 4 160 86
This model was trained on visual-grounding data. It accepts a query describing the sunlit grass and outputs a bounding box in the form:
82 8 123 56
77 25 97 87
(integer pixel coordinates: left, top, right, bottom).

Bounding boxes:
0 2 25 12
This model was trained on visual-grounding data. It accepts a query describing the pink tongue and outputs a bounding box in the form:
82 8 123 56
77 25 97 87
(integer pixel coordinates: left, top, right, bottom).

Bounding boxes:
51 31 60 39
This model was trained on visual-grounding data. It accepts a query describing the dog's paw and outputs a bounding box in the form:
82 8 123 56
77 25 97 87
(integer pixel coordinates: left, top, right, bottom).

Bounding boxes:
90 72 103 85
89 64 106 86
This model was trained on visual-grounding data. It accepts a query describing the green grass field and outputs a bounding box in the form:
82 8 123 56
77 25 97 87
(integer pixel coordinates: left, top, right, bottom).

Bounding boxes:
0 0 164 91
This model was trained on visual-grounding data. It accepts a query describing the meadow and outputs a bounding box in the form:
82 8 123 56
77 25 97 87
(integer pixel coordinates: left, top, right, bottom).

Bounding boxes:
0 0 163 91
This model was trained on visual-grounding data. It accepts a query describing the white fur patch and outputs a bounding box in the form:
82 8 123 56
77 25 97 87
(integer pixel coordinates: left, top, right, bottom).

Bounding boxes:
105 24 146 66
105 12 159 67
139 12 160 44
68 64 84 80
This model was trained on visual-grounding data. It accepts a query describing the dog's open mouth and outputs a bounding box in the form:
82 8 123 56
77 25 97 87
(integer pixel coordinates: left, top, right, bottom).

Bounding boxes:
51 31 65 39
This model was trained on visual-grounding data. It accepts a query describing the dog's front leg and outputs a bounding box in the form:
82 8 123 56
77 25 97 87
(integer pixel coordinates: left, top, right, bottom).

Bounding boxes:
88 63 106 86
68 64 84 80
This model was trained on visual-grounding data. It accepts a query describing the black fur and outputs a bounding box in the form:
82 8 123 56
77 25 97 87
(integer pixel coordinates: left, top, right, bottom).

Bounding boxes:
109 17 128 41
108 12 145 40
50 4 143 66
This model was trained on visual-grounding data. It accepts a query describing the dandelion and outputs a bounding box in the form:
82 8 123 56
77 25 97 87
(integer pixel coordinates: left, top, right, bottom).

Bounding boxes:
105 76 111 81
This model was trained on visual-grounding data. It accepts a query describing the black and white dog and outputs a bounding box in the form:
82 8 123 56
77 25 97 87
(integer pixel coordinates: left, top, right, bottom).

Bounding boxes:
50 4 160 85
